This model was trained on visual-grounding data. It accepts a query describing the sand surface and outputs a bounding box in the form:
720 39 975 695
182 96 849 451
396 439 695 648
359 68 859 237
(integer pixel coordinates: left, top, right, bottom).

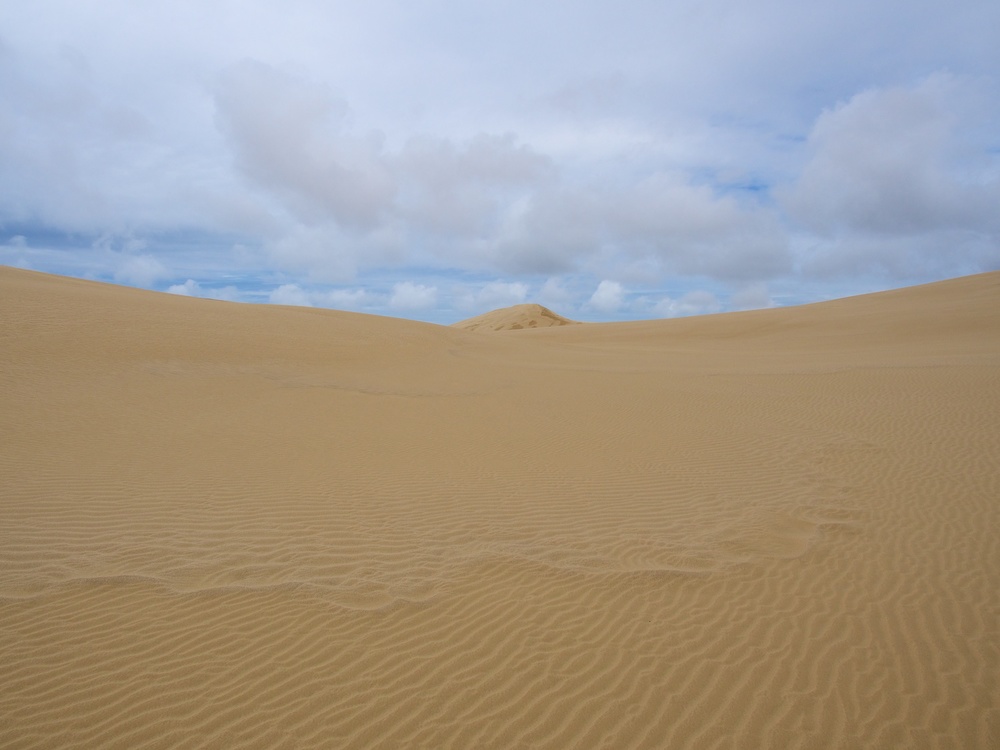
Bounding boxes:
453 303 579 332
2 266 998 749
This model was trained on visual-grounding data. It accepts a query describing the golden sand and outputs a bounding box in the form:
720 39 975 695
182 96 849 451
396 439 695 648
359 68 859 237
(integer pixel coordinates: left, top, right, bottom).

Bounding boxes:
2 266 998 748
452 302 579 332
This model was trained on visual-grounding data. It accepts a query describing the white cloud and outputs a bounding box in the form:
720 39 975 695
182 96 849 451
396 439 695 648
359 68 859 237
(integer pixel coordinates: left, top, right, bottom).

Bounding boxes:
456 280 530 312
269 283 313 307
389 281 437 310
263 283 375 310
538 277 574 310
780 74 1000 279
324 288 372 310
2 2 999 319
166 279 240 302
587 280 625 313
113 254 166 287
654 290 722 318
210 287 242 302
167 279 199 296
730 283 776 311
263 225 360 283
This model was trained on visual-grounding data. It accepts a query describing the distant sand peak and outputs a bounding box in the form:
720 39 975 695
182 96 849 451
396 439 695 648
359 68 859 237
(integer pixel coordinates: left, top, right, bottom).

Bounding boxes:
451 303 580 332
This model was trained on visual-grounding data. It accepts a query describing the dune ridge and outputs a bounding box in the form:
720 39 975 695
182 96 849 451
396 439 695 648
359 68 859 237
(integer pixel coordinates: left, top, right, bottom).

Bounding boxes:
2 266 998 749
451 302 579 331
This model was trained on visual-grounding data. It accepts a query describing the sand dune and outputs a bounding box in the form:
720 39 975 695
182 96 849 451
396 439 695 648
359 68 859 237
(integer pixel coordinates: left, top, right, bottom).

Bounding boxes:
2 266 998 749
452 302 579 331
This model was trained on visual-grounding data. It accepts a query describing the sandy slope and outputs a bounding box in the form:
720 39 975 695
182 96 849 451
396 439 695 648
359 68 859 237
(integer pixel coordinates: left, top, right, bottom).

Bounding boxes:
1 266 998 749
452 302 579 331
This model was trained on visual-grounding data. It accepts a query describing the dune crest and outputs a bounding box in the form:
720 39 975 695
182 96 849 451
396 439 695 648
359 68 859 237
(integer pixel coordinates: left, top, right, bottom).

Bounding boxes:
452 302 579 331
2 266 998 749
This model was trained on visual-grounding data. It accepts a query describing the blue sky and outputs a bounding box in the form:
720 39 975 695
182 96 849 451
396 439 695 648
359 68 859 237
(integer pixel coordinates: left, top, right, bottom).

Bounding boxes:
1 0 998 324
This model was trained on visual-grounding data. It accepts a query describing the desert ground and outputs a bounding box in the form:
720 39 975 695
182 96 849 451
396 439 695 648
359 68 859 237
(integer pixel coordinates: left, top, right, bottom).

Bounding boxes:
1 265 998 749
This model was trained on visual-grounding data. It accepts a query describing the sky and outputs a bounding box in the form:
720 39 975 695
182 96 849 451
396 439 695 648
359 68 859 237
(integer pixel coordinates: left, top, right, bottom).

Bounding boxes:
1 0 998 324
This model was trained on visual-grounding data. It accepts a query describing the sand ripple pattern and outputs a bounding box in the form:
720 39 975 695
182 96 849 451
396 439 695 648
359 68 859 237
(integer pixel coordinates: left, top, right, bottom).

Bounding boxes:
2 267 999 748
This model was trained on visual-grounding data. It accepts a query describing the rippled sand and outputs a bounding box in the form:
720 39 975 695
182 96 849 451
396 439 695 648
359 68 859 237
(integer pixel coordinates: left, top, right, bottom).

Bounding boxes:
2 266 998 749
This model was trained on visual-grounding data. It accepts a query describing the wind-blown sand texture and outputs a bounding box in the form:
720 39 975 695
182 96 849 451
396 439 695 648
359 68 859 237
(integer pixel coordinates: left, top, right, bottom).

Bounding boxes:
452 302 579 331
2 265 998 749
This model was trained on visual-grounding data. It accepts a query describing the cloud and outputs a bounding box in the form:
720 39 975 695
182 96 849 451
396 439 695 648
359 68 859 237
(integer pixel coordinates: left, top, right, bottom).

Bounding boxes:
493 175 791 282
2 2 999 321
397 133 553 236
210 60 796 289
262 225 362 283
324 288 372 311
263 283 377 309
214 60 558 279
587 280 625 313
0 235 33 269
167 279 201 296
389 281 437 310
796 230 1000 281
113 254 166 287
653 290 722 318
0 32 247 234
215 60 395 229
780 74 1000 279
269 283 313 307
783 75 999 235
492 187 603 274
167 279 241 302
605 173 791 281
729 283 776 311
455 280 530 312
537 277 575 310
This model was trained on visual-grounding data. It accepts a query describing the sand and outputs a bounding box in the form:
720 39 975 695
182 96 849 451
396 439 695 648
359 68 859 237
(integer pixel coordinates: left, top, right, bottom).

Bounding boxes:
452 303 579 331
1 265 998 749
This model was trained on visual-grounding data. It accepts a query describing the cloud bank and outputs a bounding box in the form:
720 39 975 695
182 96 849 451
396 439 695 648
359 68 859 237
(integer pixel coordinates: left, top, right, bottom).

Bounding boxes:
1 1 998 322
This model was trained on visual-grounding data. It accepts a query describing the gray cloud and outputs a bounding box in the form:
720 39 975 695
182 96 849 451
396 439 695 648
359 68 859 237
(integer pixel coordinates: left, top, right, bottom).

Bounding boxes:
729 283 776 311
215 60 395 229
781 75 1000 280
492 175 790 282
2 1 999 319
396 133 553 236
782 75 1000 236
214 61 558 278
